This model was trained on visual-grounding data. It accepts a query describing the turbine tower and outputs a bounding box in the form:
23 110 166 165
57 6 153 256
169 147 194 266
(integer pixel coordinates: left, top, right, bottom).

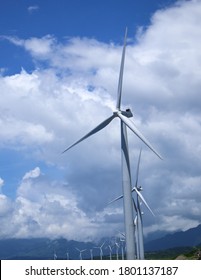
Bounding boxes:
62 29 162 259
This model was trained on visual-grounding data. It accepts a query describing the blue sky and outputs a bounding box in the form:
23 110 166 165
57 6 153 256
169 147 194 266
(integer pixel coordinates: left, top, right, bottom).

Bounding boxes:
1 0 176 38
1 0 176 74
0 0 201 242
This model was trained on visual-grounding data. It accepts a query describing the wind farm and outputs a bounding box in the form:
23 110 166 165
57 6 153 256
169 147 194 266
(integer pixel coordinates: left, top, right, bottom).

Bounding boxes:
62 29 162 260
0 0 200 266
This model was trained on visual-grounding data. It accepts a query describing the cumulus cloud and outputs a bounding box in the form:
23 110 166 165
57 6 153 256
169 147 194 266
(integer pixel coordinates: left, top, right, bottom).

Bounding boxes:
0 167 120 240
0 0 201 240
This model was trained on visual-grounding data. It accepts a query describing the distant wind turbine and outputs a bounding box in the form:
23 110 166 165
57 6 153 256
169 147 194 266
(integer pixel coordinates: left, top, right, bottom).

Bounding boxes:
53 251 57 260
120 236 125 260
75 248 86 260
115 240 120 260
108 245 113 260
66 251 70 260
62 29 162 259
116 231 125 260
94 242 105 260
90 248 93 260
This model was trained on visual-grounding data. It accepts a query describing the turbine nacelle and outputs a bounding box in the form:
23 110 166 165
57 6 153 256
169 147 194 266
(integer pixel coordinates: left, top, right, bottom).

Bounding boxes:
121 108 133 118
137 186 143 191
113 108 133 118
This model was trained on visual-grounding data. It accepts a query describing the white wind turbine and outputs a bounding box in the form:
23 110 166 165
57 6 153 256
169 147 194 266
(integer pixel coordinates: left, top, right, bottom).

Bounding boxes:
120 236 125 260
133 149 155 259
115 240 120 260
75 248 86 260
90 248 93 260
62 29 162 259
66 251 70 260
116 231 125 260
94 242 105 260
109 149 155 259
53 252 57 260
108 245 113 260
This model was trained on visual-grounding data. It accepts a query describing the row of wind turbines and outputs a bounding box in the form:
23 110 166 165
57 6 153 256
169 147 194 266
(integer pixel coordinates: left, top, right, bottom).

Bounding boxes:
54 238 126 260
62 28 162 260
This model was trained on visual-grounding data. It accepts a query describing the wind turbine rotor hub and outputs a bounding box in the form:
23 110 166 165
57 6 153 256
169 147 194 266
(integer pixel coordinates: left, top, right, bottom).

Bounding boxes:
113 108 133 118
113 111 119 117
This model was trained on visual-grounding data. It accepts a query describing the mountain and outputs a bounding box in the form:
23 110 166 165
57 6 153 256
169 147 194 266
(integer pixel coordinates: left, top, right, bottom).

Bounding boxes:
145 224 201 251
0 224 201 259
0 238 97 260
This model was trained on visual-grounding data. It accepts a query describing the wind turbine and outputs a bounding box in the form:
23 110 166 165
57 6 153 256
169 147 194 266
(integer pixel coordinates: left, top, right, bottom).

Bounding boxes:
119 235 125 260
133 149 155 259
94 242 105 260
53 251 57 260
66 251 70 260
109 149 155 259
108 244 113 260
90 248 93 260
62 29 162 259
116 231 125 260
75 248 86 260
115 239 120 260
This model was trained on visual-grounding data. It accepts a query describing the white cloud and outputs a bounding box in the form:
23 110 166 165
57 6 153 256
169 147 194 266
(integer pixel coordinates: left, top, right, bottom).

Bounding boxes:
22 167 41 180
0 0 201 240
1 35 55 59
0 178 4 189
27 5 39 13
0 167 120 240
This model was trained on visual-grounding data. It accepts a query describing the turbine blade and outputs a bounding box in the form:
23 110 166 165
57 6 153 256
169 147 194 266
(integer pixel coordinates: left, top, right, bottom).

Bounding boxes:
108 194 123 205
132 197 137 212
117 112 163 160
62 115 115 153
134 215 137 226
116 28 127 110
132 187 155 216
117 230 125 238
135 149 142 188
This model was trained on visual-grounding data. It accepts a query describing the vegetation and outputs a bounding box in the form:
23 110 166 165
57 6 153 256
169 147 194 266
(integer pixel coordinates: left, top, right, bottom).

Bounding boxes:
86 246 201 260
145 246 201 260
